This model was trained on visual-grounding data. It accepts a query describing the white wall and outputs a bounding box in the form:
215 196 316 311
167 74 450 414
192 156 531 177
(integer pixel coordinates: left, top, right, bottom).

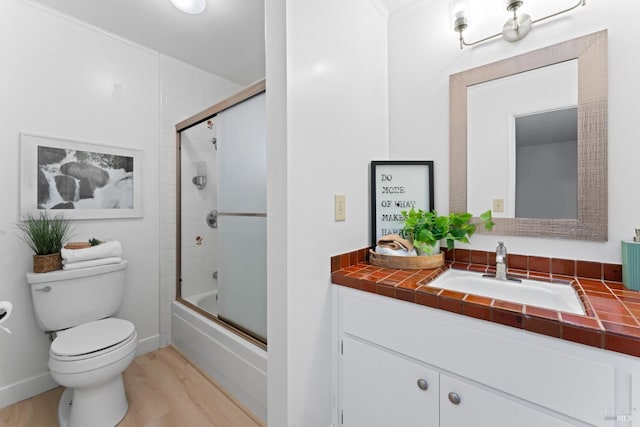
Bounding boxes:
265 0 288 424
389 0 639 263
0 0 241 407
266 0 389 425
0 0 158 406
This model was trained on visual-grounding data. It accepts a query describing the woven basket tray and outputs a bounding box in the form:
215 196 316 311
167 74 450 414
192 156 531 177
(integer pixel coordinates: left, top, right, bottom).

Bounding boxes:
33 253 62 273
64 241 92 250
369 250 444 270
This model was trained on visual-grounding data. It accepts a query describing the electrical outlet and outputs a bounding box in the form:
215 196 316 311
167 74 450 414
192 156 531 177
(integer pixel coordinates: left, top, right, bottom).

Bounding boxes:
492 198 504 213
335 195 346 221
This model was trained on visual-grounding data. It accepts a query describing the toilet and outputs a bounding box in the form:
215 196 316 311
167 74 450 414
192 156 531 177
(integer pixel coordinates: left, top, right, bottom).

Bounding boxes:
26 260 137 427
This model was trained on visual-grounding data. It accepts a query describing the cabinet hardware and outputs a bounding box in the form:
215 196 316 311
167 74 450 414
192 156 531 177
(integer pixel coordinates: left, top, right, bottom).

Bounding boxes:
448 392 461 405
416 378 429 390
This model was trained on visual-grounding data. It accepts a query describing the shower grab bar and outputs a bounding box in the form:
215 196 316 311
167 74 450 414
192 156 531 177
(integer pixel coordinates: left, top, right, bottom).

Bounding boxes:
206 210 267 229
216 211 267 217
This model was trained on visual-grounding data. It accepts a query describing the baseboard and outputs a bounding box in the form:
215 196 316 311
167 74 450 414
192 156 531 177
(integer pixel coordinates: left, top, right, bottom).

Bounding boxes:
136 334 160 356
0 371 58 409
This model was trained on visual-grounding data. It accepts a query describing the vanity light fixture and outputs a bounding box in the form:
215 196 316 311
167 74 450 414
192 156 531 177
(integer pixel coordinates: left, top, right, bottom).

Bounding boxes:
170 0 206 15
452 0 586 49
192 161 207 189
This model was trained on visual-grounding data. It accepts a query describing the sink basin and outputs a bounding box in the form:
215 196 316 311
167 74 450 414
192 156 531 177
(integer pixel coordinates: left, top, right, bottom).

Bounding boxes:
428 269 585 315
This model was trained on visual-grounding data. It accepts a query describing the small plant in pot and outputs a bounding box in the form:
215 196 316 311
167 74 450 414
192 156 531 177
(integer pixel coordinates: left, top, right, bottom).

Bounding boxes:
400 208 494 256
17 211 74 273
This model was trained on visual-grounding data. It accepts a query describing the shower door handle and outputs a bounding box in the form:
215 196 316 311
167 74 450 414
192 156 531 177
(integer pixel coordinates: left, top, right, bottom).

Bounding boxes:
206 210 266 229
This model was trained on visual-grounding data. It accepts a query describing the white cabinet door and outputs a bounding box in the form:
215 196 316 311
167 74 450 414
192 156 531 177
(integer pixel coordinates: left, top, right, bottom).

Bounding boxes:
440 375 573 427
341 337 438 427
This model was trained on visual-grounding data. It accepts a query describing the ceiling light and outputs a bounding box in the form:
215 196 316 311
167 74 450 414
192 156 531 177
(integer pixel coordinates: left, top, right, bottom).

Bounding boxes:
171 0 206 15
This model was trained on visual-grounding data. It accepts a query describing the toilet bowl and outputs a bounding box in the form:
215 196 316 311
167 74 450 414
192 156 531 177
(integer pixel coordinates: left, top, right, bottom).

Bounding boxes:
49 318 137 427
49 318 138 427
26 261 137 427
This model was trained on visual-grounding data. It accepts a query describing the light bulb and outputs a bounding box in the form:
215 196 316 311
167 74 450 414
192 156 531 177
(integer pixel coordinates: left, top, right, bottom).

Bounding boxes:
450 0 470 32
197 161 207 177
450 0 469 20
170 0 206 15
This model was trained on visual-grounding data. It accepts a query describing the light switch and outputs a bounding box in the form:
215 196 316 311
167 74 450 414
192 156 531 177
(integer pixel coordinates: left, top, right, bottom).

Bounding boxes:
493 199 504 213
335 195 346 221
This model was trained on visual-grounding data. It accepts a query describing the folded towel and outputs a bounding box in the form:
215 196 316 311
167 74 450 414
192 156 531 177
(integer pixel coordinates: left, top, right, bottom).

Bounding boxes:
377 234 415 252
61 240 122 263
374 246 417 257
62 257 122 270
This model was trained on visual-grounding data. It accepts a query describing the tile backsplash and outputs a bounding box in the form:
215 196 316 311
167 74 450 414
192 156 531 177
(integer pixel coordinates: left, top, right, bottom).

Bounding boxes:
331 247 622 283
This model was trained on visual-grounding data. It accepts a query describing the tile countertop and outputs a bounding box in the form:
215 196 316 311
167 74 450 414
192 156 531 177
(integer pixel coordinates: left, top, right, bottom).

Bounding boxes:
331 247 640 358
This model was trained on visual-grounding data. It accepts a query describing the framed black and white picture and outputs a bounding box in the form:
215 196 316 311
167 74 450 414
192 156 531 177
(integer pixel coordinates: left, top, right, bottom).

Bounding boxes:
20 133 143 219
370 160 434 248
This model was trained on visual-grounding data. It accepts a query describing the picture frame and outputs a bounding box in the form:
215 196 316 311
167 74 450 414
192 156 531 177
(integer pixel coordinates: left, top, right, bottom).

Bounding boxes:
370 161 434 248
20 133 143 220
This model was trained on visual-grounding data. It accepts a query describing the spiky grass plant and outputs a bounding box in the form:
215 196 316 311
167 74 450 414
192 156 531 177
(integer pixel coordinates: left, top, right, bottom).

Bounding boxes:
17 211 74 255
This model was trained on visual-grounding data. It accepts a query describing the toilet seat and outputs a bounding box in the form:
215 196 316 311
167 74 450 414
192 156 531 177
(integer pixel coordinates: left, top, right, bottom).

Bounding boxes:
51 318 135 360
49 332 137 376
49 318 137 376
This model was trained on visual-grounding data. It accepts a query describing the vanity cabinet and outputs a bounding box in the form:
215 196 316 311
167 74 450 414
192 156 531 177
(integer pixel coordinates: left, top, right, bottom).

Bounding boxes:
341 336 570 427
337 287 640 427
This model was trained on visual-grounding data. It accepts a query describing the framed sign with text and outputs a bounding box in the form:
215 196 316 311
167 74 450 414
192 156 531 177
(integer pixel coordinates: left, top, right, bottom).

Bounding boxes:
370 161 434 248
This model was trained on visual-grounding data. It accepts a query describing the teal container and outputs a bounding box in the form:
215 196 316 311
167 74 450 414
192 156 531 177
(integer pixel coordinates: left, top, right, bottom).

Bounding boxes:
622 240 640 291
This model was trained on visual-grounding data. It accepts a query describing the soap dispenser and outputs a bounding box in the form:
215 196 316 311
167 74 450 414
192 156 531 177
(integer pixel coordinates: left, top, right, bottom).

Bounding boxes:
622 229 640 291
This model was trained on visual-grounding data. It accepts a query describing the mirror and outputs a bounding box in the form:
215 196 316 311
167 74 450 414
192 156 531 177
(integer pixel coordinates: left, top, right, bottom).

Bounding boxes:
450 30 608 240
467 60 578 220
514 106 578 219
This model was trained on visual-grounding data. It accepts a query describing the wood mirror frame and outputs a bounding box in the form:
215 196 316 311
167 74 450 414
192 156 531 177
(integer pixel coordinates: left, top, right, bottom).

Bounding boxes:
450 30 608 241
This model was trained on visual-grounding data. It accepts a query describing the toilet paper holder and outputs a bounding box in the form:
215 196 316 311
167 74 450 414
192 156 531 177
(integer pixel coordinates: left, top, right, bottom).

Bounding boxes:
0 301 12 334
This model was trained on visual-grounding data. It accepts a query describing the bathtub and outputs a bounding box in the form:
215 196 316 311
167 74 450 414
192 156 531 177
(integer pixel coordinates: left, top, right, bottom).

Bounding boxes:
171 299 267 422
185 290 219 314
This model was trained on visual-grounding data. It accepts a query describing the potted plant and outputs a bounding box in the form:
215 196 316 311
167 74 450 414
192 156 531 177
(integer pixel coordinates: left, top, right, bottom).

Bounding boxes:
400 208 494 256
17 211 74 273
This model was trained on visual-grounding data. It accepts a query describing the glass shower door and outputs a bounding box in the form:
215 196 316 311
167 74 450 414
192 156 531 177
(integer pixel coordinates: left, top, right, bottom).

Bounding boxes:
216 92 266 342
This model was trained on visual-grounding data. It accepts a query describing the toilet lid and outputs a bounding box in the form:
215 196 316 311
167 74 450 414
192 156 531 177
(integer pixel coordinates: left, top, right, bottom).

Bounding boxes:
51 318 135 357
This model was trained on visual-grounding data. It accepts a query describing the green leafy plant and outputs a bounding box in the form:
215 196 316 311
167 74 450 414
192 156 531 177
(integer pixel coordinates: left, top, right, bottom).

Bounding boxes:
17 211 74 255
88 237 102 246
400 209 494 255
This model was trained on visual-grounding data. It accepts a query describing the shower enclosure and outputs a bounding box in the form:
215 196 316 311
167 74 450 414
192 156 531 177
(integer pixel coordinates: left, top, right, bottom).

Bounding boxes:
175 80 267 346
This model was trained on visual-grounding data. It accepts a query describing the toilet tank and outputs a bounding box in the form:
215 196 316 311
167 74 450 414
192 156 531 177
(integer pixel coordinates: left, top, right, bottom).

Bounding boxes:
26 261 128 332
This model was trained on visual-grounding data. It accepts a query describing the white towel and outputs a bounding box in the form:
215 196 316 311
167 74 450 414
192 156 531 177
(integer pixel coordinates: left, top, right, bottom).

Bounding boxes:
62 257 122 270
374 246 417 257
61 240 122 263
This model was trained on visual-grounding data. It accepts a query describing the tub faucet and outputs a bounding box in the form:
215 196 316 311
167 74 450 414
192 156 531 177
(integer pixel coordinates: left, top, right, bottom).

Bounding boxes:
495 241 507 280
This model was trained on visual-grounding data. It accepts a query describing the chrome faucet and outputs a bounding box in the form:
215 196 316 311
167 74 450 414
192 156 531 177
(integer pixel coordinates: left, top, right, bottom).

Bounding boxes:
495 241 507 280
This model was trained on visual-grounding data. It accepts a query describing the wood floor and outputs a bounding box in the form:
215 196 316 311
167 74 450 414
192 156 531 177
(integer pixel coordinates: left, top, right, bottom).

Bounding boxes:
0 346 264 427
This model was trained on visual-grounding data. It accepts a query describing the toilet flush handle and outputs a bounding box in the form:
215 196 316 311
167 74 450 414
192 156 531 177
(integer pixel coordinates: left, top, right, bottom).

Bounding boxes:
34 286 51 293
